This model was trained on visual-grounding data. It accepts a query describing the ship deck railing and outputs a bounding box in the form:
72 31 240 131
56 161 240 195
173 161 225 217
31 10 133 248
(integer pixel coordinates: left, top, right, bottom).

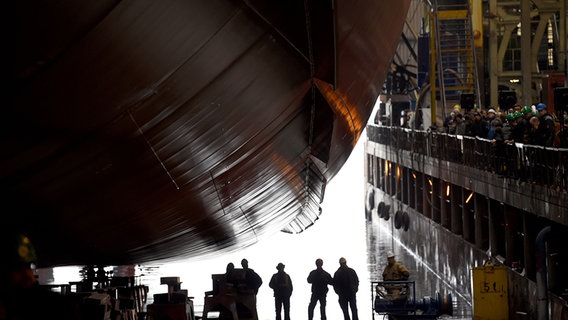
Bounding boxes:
366 125 568 192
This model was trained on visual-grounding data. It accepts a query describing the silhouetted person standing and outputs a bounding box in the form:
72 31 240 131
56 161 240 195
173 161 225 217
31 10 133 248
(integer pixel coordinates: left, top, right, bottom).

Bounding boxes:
240 258 263 320
333 257 359 320
307 258 333 320
225 262 237 286
241 258 263 294
269 263 293 320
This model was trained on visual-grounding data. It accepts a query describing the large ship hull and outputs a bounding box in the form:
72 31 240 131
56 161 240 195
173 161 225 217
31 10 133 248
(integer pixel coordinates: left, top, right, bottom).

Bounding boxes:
2 0 410 267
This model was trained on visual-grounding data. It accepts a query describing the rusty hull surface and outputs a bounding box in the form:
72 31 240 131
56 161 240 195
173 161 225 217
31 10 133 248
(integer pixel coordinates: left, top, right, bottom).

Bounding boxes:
2 0 409 267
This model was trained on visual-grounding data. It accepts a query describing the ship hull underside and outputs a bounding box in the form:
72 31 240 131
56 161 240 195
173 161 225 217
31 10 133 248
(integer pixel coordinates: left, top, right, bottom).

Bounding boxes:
2 0 410 267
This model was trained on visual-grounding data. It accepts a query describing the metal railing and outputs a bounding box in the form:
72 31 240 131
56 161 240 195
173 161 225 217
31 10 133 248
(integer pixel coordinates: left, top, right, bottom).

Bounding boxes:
367 125 568 192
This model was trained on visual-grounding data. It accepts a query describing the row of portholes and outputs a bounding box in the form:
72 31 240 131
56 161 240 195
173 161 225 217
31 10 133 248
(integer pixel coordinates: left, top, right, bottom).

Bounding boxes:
377 202 390 221
365 188 375 216
377 200 410 231
366 188 410 231
394 210 410 231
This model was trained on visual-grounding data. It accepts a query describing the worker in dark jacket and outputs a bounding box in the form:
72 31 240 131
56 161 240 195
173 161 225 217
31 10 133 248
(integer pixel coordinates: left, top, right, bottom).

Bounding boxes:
269 262 293 320
307 258 333 320
535 103 556 147
333 257 359 320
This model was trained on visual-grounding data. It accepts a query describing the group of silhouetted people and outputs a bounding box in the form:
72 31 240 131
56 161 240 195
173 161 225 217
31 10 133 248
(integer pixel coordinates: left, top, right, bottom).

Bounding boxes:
306 257 360 320
242 253 409 320
224 257 361 320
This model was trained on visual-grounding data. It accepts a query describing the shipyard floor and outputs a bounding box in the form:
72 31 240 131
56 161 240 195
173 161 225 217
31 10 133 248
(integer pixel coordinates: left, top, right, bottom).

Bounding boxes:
39 213 473 320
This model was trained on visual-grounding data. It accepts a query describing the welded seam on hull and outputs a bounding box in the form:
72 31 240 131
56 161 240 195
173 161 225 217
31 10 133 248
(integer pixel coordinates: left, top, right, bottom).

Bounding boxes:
129 111 179 189
303 0 318 214
242 0 310 63
242 0 325 215
211 171 228 217
239 206 258 241
331 0 337 88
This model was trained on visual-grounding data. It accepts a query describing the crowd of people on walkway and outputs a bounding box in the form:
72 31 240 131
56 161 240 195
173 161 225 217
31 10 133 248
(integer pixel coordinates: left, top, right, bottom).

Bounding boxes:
440 103 568 148
381 102 568 187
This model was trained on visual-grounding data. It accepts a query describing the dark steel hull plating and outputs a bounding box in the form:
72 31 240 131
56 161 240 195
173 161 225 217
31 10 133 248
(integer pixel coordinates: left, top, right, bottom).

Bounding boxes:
2 0 410 267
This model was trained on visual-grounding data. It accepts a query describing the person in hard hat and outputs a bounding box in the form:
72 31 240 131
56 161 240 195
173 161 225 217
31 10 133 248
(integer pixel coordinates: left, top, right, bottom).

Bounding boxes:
443 106 462 133
505 111 525 144
382 251 409 281
0 232 38 291
535 103 556 147
486 108 498 139
0 231 77 320
381 251 410 301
